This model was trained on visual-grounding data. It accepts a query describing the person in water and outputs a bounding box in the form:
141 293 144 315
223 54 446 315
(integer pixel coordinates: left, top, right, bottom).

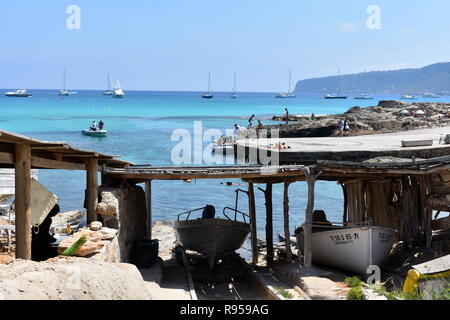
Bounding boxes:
98 120 104 130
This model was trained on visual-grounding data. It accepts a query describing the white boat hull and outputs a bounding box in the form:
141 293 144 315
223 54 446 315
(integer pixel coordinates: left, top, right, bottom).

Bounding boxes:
303 226 395 275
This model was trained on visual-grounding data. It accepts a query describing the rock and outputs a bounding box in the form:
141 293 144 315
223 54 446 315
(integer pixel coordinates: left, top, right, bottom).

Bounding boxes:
345 106 361 114
51 210 84 233
0 258 152 299
97 190 120 217
57 229 106 257
90 221 102 231
378 100 409 109
362 286 387 300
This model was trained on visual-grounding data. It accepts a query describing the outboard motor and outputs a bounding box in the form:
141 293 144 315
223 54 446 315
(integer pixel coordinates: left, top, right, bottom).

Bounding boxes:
202 205 216 219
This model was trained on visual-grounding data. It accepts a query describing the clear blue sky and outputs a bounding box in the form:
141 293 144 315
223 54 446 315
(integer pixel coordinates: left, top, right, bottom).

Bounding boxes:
1 0 449 92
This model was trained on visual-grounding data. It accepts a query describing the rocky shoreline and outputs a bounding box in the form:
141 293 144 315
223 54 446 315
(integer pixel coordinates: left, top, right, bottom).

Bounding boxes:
269 101 450 138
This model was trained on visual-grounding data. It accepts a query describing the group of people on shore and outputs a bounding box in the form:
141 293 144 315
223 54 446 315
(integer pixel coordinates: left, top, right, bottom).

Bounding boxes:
90 120 105 131
338 119 350 137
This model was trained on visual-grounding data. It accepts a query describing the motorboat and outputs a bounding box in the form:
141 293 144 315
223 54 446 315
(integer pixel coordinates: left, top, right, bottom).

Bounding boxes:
4 89 32 97
81 129 107 137
324 94 347 99
103 73 113 95
212 136 235 154
275 70 296 98
354 92 373 100
296 222 395 275
174 204 250 269
202 71 214 99
423 92 439 98
112 80 125 98
401 94 418 100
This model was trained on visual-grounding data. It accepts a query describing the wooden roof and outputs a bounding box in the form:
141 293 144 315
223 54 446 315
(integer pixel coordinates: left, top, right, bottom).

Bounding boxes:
103 156 450 183
0 129 131 170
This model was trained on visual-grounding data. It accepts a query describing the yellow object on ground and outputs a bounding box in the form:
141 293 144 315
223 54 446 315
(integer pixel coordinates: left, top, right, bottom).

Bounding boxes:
403 269 450 294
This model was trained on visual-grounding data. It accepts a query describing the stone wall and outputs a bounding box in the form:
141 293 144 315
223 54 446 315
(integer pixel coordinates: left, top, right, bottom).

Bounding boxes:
96 182 147 262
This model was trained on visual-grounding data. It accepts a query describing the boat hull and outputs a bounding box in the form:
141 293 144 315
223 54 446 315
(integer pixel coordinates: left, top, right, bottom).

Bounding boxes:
81 129 107 137
300 226 395 275
324 96 347 99
175 219 250 268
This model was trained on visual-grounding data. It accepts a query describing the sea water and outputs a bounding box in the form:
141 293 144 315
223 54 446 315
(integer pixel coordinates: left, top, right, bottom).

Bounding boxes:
0 90 445 238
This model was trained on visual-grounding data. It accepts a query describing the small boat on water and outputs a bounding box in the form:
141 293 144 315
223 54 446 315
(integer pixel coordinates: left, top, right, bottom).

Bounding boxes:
230 70 238 99
4 89 32 97
401 94 418 100
422 92 439 98
81 129 107 137
354 92 373 100
276 70 296 98
59 69 75 96
324 94 347 99
175 204 250 269
103 73 113 95
202 71 214 99
112 80 125 98
212 136 235 154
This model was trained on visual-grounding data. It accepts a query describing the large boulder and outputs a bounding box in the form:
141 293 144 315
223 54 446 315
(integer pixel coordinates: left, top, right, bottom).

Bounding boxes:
378 100 410 109
0 258 151 300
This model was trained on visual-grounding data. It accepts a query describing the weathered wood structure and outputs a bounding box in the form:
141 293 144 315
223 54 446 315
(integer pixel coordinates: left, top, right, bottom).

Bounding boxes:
0 130 130 259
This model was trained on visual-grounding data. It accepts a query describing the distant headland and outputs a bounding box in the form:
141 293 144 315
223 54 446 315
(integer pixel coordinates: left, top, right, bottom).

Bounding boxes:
294 62 450 95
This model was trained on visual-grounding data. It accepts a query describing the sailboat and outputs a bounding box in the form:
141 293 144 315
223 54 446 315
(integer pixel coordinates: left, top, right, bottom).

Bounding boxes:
354 70 373 99
202 72 214 99
112 80 125 98
325 69 347 99
230 71 237 99
103 73 113 95
276 70 296 98
59 69 72 96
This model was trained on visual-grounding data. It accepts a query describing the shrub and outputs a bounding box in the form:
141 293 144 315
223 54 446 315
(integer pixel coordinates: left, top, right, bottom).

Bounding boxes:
347 287 364 300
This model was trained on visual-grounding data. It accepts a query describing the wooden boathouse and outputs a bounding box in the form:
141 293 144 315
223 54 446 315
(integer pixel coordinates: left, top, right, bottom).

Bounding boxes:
2 128 449 272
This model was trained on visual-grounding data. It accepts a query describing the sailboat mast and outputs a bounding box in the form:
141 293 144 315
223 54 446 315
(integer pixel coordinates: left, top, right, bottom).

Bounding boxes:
63 69 66 91
233 70 237 93
208 72 211 93
288 70 291 94
107 73 111 91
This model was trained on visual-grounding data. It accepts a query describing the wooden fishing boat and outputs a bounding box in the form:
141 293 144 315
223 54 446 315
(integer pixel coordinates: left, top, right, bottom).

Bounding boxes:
174 205 250 269
81 129 107 137
297 225 396 275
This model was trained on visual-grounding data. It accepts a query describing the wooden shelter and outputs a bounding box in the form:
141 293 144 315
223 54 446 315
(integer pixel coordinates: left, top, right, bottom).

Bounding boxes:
0 129 130 260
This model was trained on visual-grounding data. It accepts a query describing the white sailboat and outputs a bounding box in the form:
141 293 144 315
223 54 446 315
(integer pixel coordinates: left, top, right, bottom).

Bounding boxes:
325 69 347 99
103 73 113 95
276 70 296 98
230 71 237 99
202 72 214 99
59 69 72 96
354 69 373 99
112 80 125 98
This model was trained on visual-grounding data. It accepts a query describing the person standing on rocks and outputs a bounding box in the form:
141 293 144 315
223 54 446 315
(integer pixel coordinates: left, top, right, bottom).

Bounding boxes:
284 108 289 125
343 120 350 137
256 120 263 139
338 119 345 137
248 114 255 128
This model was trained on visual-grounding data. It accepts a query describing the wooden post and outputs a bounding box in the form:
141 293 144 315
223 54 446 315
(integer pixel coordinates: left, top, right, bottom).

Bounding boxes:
15 143 32 260
248 183 258 264
145 180 152 240
340 182 348 225
303 167 322 268
259 183 273 266
283 181 292 262
86 158 98 224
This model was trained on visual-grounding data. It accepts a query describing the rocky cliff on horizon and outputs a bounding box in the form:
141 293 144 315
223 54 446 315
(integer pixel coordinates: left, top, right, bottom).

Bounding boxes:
294 62 450 95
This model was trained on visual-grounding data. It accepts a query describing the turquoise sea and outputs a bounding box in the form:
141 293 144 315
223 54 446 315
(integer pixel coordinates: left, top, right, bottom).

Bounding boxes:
1 90 447 238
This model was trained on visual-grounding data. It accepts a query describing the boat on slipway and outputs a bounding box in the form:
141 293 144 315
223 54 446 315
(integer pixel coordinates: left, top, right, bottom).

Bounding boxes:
296 220 396 275
175 203 250 269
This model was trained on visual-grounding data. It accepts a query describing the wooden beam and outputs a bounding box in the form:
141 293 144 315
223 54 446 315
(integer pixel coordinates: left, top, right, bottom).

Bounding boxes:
15 144 32 260
145 180 152 240
31 156 86 170
283 181 292 262
259 183 273 266
303 167 322 268
86 158 98 224
0 152 14 164
248 183 258 264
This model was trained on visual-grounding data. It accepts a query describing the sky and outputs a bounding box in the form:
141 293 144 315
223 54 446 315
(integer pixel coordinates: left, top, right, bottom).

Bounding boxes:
1 0 450 92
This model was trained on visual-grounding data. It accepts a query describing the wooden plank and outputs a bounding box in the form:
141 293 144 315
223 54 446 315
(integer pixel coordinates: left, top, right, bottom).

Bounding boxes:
31 156 86 170
86 158 98 224
145 180 152 240
283 181 292 262
15 144 32 260
0 152 14 164
258 183 274 266
248 183 258 264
